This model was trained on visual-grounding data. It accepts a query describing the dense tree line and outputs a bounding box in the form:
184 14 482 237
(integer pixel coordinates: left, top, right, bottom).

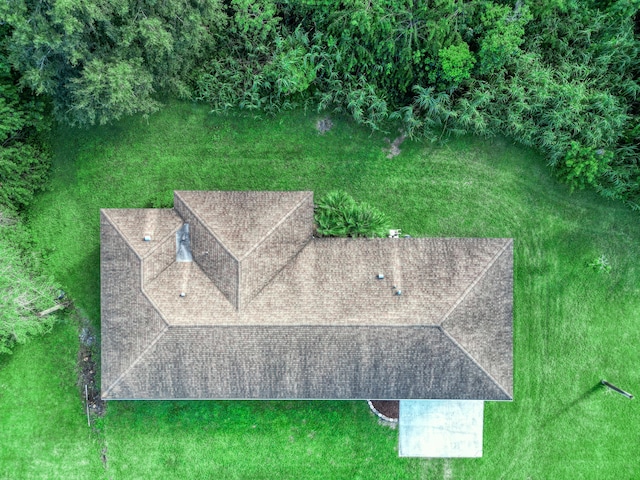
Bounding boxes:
1 23 50 214
1 0 639 209
1 22 58 353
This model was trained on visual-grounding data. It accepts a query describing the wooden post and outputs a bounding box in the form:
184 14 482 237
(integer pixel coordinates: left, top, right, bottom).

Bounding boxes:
37 302 69 317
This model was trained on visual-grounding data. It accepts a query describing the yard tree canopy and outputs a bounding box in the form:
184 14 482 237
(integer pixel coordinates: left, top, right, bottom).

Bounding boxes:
0 24 50 214
0 211 60 354
0 0 227 125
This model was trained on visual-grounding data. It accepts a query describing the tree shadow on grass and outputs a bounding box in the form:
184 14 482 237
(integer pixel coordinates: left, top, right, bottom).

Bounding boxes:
541 382 603 428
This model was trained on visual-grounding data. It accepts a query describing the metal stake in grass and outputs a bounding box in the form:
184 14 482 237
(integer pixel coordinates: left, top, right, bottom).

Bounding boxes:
85 384 91 426
601 380 634 399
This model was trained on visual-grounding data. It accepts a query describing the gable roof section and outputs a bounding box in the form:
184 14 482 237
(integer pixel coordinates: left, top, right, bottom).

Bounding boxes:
101 191 513 401
174 190 313 258
173 191 314 309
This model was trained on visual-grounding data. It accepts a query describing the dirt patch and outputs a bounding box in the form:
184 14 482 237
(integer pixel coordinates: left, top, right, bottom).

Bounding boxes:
79 346 105 417
383 132 407 159
101 446 108 468
315 117 334 134
76 312 105 419
370 400 399 419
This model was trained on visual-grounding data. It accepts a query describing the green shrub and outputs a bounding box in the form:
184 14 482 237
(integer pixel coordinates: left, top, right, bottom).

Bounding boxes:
314 191 390 238
558 142 613 192
438 43 476 86
264 27 318 96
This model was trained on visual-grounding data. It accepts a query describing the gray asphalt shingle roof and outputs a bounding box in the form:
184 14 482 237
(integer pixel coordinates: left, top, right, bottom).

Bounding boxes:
101 191 513 400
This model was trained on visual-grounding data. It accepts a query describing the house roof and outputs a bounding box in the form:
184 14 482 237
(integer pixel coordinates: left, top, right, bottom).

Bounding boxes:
101 191 513 400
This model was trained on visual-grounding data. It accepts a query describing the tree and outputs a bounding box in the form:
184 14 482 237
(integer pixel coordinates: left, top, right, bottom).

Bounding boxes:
67 58 158 126
474 1 532 75
0 211 60 354
0 0 227 126
0 24 51 213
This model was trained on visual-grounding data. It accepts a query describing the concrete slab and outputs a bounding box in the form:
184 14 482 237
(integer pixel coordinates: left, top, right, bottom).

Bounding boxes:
398 400 484 457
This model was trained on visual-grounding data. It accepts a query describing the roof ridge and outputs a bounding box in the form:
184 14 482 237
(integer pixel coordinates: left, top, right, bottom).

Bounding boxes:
142 219 182 259
102 324 169 398
101 210 143 262
239 191 313 261
101 209 172 397
439 238 512 327
173 191 239 261
439 326 512 400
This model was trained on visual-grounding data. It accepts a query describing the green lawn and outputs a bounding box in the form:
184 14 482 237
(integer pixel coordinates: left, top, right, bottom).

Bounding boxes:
1 99 639 478
0 317 104 479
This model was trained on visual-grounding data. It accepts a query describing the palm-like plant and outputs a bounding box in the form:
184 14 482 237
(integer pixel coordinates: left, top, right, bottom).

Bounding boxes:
315 191 390 238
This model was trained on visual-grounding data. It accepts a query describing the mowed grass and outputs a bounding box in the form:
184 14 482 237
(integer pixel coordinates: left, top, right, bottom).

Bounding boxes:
1 99 638 478
0 317 104 479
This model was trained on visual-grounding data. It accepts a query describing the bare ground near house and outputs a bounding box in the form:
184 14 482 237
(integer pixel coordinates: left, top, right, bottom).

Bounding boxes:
383 132 407 158
75 310 105 419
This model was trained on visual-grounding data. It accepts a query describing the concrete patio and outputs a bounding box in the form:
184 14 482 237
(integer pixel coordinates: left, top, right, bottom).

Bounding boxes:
399 400 484 457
